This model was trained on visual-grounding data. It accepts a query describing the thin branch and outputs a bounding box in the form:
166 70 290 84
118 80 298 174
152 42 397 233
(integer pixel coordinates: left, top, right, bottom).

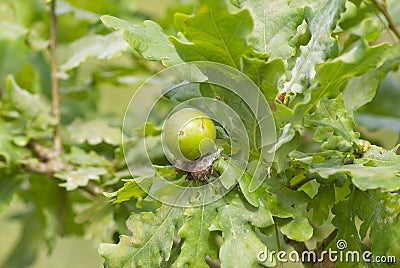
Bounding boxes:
316 228 338 254
49 0 62 153
283 236 314 268
205 256 220 268
370 0 400 40
364 0 397 42
28 140 58 161
21 158 72 176
22 141 104 197
289 176 314 191
22 160 103 196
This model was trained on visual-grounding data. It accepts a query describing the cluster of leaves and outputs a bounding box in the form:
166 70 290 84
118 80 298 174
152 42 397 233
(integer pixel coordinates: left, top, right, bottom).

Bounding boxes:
1 0 400 268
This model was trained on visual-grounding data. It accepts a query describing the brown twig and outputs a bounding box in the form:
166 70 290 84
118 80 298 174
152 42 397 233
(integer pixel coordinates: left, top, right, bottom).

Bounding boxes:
205 256 220 268
364 0 397 42
29 140 58 161
49 0 62 153
21 158 72 176
283 236 313 268
316 228 339 254
23 140 103 196
283 229 339 268
22 160 103 196
289 176 314 191
370 0 400 40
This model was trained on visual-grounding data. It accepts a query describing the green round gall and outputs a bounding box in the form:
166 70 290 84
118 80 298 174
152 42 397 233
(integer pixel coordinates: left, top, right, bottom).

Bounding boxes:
163 108 216 161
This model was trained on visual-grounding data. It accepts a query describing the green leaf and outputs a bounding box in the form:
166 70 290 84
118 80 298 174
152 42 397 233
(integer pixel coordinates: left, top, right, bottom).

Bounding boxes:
0 121 18 165
278 210 313 242
351 18 384 42
15 174 81 256
264 179 313 241
1 210 45 268
0 21 27 40
162 82 202 102
62 147 112 167
56 1 98 22
283 0 346 93
343 69 384 112
308 41 391 107
231 0 304 59
332 188 400 266
55 167 107 191
99 204 184 268
241 55 285 99
67 119 122 146
305 95 360 151
0 174 21 215
213 157 260 207
307 184 335 226
355 190 400 258
269 123 296 153
74 196 116 243
311 145 400 192
5 75 56 133
170 0 253 69
103 178 150 204
332 190 370 268
363 72 400 119
176 200 225 268
216 194 275 267
101 16 183 67
58 32 129 78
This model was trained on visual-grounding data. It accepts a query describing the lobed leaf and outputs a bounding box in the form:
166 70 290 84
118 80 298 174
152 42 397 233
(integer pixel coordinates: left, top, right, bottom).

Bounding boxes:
58 32 130 78
101 16 183 67
241 55 285 99
311 145 400 192
0 120 18 165
283 0 346 93
305 94 360 152
0 174 21 216
231 0 304 59
170 0 253 69
99 204 184 268
67 119 122 146
176 200 225 268
216 194 275 267
264 179 313 241
103 178 151 204
308 41 391 108
5 75 56 133
355 190 400 258
55 167 107 191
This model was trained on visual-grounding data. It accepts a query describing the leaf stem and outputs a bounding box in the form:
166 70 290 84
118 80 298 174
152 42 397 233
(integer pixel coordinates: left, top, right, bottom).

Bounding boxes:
49 0 62 153
369 0 400 40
